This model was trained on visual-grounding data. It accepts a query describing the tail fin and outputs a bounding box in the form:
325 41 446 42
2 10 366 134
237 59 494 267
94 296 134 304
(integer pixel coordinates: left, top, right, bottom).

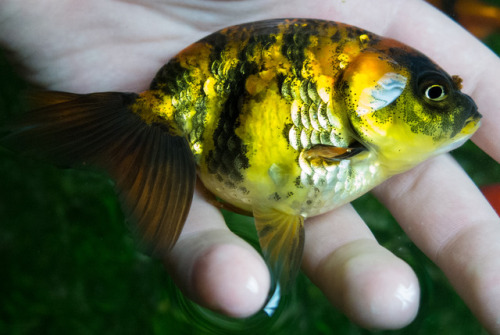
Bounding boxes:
1 91 196 255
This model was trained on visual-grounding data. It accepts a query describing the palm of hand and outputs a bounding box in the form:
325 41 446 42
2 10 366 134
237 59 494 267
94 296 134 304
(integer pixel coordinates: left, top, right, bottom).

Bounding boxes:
1 0 500 332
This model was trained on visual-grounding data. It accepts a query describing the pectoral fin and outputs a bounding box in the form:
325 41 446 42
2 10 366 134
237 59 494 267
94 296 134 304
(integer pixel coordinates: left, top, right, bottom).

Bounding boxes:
304 143 366 162
253 208 305 291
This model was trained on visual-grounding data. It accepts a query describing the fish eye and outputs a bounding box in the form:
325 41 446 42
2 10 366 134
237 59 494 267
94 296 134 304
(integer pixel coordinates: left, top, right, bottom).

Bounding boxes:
424 84 447 102
417 71 451 104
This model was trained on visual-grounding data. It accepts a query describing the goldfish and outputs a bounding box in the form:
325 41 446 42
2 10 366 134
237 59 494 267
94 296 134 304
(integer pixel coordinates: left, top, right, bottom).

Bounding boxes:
1 19 481 292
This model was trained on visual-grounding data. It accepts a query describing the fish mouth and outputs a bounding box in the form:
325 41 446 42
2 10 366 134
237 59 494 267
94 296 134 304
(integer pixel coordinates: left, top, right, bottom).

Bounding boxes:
458 95 481 136
460 111 482 136
437 116 479 155
439 105 481 156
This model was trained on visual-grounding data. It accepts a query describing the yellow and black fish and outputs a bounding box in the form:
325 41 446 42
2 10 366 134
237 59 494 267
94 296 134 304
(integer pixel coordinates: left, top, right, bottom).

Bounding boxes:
1 19 481 291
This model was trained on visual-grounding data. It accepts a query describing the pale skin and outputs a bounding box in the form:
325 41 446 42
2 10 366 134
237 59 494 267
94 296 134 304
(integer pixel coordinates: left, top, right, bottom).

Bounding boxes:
1 0 499 332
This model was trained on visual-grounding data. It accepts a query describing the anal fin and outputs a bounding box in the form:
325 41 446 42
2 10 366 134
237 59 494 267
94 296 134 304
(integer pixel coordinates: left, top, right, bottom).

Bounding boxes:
253 208 305 291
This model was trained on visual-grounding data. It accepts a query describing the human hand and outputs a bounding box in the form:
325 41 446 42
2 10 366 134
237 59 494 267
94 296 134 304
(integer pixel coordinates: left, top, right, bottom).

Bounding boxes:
1 0 499 332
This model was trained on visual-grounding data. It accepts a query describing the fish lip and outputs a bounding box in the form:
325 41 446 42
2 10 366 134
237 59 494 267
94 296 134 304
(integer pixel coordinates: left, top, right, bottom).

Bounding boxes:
463 113 481 128
459 96 481 135
437 112 480 156
460 114 481 136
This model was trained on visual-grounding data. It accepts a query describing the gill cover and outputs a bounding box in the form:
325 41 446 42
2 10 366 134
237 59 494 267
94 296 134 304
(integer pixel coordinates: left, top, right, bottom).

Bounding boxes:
343 51 409 141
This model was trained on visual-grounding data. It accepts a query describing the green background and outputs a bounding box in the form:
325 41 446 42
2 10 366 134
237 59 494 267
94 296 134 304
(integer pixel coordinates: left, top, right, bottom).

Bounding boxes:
1 4 500 334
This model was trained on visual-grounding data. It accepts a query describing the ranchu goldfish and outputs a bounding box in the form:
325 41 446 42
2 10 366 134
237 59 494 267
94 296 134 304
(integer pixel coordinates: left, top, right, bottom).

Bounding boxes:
2 19 481 290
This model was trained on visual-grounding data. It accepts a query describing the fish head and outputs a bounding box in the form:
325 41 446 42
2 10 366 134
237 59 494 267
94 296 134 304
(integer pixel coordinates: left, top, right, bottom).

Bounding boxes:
341 43 481 173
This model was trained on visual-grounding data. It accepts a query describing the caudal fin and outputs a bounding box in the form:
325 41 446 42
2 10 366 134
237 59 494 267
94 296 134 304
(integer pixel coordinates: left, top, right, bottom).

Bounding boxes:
1 91 196 255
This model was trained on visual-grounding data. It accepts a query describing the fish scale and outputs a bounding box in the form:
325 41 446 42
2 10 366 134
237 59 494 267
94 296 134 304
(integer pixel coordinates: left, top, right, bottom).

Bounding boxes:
287 78 353 154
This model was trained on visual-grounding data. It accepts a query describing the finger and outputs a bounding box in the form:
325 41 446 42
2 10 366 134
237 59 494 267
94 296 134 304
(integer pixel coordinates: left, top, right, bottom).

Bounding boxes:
373 154 500 334
163 190 270 318
302 204 420 329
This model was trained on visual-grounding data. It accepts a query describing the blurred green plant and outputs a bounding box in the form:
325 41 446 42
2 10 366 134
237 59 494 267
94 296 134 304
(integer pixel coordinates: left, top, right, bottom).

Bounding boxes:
1 8 500 335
